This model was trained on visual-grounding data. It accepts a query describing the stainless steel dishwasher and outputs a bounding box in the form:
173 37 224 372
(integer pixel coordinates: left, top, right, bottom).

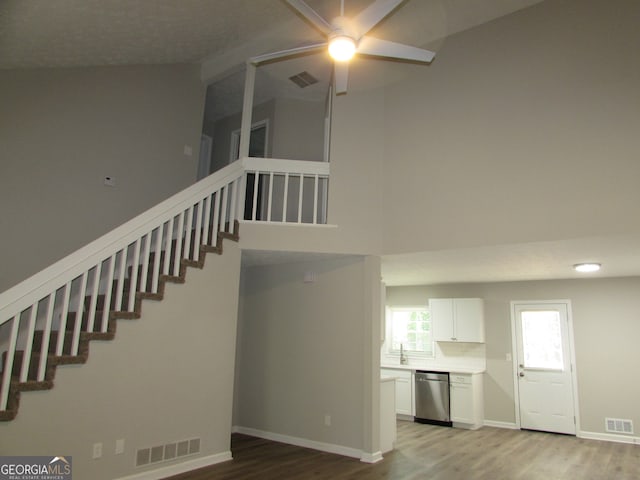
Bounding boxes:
414 371 452 426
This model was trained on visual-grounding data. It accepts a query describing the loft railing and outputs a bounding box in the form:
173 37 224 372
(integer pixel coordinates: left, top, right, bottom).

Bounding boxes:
0 157 330 412
242 157 329 224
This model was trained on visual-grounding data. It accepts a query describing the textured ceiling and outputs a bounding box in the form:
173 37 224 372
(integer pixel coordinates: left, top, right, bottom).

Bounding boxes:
0 0 545 70
0 0 295 69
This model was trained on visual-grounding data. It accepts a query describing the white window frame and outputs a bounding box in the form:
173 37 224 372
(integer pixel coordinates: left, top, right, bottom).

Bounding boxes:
386 306 434 358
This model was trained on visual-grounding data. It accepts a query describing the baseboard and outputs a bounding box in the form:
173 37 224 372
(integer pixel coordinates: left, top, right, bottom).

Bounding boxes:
579 430 640 445
483 420 519 429
115 451 232 480
360 451 383 464
232 425 367 461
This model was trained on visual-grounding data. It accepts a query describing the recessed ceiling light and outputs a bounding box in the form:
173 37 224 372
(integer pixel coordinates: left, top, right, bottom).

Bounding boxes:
573 263 601 273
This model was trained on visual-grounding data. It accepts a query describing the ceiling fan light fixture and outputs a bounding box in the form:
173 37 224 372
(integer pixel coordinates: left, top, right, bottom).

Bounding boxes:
329 35 356 62
573 263 601 273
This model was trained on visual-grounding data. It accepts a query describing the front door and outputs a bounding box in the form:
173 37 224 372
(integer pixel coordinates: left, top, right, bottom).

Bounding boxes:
513 301 576 435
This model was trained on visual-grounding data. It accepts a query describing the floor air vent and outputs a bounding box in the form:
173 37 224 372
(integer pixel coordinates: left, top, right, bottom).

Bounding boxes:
136 437 201 467
605 418 634 434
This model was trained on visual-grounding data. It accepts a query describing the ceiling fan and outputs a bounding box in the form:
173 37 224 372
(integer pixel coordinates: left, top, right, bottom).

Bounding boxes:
250 0 436 94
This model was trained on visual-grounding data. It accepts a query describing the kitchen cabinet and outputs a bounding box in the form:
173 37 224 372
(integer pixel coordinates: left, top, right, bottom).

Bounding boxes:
430 298 485 343
381 368 413 416
450 373 484 429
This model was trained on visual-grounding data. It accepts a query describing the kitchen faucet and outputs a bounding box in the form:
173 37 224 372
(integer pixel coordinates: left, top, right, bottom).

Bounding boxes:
400 343 408 365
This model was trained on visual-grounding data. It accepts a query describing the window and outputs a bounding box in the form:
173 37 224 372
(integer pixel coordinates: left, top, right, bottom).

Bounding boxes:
520 310 564 370
387 307 433 356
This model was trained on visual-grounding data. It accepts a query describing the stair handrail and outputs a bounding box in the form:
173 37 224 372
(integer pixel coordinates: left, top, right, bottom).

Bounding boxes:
0 160 245 324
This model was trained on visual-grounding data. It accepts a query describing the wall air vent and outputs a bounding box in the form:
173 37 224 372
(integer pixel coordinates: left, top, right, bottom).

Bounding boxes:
135 437 201 467
605 417 634 434
289 71 319 88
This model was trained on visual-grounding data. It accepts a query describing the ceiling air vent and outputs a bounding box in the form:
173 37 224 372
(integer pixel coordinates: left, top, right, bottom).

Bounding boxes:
289 71 318 88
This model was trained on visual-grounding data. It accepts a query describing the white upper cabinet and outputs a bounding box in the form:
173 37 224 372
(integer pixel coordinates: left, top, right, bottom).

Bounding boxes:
430 298 485 343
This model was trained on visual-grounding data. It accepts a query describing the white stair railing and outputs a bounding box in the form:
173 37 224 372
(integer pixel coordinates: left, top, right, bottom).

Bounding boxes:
242 157 330 224
0 157 330 413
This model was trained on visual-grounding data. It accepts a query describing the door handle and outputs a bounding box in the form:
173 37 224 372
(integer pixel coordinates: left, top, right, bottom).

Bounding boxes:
519 372 525 377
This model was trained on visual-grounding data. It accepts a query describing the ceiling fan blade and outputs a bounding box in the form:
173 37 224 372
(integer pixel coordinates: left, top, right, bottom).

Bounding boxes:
250 43 327 65
357 36 435 63
334 62 349 95
286 0 333 36
353 0 405 36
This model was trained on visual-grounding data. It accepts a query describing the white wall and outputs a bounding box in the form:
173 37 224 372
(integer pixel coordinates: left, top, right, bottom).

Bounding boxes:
0 242 242 480
380 0 640 254
386 276 640 436
234 255 382 457
0 64 206 292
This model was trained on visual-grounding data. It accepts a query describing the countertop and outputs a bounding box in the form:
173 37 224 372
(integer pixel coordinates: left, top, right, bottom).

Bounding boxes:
381 364 486 375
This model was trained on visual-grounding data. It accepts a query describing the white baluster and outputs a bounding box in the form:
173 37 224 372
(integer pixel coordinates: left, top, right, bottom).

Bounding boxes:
298 174 304 223
220 185 229 233
267 172 274 221
0 315 19 410
71 272 88 356
37 294 56 381
252 172 260 221
140 233 152 293
184 205 194 260
282 172 290 222
87 263 102 332
173 212 185 276
20 306 37 382
56 281 72 356
229 178 238 227
313 174 319 224
128 239 141 312
194 200 203 262
163 217 174 277
115 249 127 311
101 255 116 333
202 195 212 246
212 190 221 247
152 226 162 293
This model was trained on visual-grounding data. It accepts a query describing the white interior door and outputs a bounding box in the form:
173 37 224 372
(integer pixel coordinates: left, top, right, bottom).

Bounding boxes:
513 302 576 435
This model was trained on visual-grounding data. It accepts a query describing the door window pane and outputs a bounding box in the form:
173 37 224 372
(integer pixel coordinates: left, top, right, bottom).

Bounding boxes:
521 310 564 370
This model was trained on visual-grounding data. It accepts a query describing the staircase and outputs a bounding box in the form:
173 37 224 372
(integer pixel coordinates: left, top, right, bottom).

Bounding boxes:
0 156 330 422
0 222 239 421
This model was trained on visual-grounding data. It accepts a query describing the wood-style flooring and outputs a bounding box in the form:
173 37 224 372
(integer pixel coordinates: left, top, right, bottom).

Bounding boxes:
165 421 640 479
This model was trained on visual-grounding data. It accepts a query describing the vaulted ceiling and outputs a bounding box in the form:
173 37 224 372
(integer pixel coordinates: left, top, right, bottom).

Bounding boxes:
0 0 544 71
8 0 636 286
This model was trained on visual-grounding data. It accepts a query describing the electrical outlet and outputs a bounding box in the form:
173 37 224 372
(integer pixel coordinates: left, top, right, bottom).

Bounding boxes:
92 442 103 459
103 176 116 187
183 145 193 156
506 353 512 362
324 414 331 427
115 439 125 455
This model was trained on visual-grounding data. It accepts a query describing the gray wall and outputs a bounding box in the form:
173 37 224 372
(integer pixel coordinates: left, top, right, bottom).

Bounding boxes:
271 97 325 161
379 0 640 254
234 255 381 455
386 276 640 435
0 242 242 480
0 64 206 292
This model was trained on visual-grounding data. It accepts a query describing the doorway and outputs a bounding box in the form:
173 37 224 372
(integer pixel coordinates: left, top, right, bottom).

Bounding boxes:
511 300 579 435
